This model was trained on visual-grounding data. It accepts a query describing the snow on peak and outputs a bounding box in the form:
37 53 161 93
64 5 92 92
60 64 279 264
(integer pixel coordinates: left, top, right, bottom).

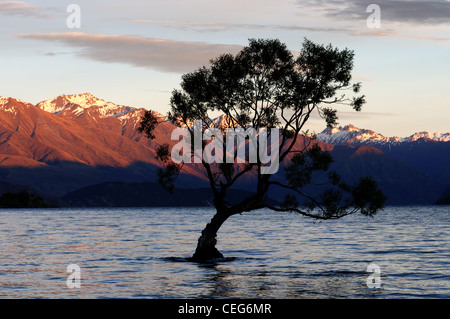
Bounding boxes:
63 93 100 108
0 96 10 106
403 131 450 143
316 124 385 145
0 97 15 114
329 127 341 134
0 96 26 105
341 124 360 132
0 96 30 115
210 114 240 129
316 124 449 145
37 93 90 114
36 93 137 118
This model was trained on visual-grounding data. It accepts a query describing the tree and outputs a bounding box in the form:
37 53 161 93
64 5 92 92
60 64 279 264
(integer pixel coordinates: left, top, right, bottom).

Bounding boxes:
0 191 55 208
140 38 386 262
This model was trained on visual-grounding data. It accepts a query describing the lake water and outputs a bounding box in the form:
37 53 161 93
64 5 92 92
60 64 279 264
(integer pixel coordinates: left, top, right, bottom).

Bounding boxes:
0 206 449 299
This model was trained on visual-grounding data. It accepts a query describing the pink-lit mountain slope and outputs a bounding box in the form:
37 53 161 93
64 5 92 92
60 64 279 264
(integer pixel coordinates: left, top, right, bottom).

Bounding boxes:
0 94 206 195
0 94 447 205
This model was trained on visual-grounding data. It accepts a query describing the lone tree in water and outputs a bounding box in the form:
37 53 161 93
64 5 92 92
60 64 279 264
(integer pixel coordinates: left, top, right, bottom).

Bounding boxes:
140 38 386 262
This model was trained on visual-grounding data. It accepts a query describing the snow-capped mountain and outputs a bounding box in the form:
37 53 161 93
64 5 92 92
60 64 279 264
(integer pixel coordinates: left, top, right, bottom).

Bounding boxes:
0 93 207 196
316 124 450 194
0 94 449 205
209 114 239 129
35 93 169 138
36 93 138 119
0 96 26 106
0 96 32 116
316 124 450 146
404 131 450 143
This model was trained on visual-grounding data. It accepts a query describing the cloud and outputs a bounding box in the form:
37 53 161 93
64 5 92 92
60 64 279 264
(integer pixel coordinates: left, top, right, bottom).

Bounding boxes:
17 32 243 73
132 19 268 33
0 1 51 18
297 0 450 25
132 18 359 33
43 51 72 57
337 111 399 119
351 75 373 82
131 18 450 43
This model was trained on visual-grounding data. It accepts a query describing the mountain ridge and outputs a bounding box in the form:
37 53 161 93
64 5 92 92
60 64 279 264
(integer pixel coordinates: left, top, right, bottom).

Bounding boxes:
0 93 448 205
316 123 450 186
0 93 209 196
316 124 450 145
4 93 447 143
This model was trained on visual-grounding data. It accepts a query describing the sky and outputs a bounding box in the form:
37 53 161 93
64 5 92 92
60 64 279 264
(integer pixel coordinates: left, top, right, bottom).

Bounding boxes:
1 0 449 137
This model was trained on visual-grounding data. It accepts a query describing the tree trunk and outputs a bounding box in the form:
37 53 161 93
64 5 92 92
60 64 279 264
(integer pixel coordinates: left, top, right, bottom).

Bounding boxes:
191 209 230 262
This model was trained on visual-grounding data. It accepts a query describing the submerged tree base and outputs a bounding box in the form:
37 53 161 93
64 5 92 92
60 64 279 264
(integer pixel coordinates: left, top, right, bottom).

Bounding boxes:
164 256 236 264
191 232 224 262
191 248 224 263
189 209 231 263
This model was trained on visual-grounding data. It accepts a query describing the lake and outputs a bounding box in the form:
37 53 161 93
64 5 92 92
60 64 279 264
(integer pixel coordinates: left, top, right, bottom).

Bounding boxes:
0 206 449 299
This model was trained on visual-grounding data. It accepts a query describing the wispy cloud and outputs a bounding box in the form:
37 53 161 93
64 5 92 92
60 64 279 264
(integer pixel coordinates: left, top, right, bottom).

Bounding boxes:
132 18 450 43
17 32 243 73
297 0 450 25
351 75 374 82
132 19 268 32
337 110 399 119
0 1 51 18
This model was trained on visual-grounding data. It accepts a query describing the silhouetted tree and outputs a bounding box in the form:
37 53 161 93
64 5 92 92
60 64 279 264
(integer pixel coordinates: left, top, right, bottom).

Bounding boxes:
0 191 54 208
140 38 386 262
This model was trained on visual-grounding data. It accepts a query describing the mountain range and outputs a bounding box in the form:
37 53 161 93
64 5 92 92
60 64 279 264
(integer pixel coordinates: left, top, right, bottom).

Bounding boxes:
316 124 450 145
316 125 450 187
0 93 449 206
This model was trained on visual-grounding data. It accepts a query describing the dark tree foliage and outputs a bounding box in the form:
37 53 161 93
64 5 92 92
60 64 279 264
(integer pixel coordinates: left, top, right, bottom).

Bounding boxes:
0 192 54 208
140 38 386 262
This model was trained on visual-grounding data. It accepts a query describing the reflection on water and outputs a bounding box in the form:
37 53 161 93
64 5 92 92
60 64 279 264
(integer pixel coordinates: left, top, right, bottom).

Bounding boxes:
0 206 449 298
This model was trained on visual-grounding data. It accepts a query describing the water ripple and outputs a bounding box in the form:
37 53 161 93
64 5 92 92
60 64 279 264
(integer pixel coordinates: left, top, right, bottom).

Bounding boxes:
0 206 449 298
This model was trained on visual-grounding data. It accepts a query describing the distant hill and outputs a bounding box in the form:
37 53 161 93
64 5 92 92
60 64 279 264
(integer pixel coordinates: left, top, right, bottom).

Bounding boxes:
327 145 443 205
436 187 450 205
265 144 443 206
0 179 65 207
0 191 55 208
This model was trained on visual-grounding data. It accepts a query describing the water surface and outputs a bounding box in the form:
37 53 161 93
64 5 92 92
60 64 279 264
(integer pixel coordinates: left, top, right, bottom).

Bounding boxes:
0 206 449 298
